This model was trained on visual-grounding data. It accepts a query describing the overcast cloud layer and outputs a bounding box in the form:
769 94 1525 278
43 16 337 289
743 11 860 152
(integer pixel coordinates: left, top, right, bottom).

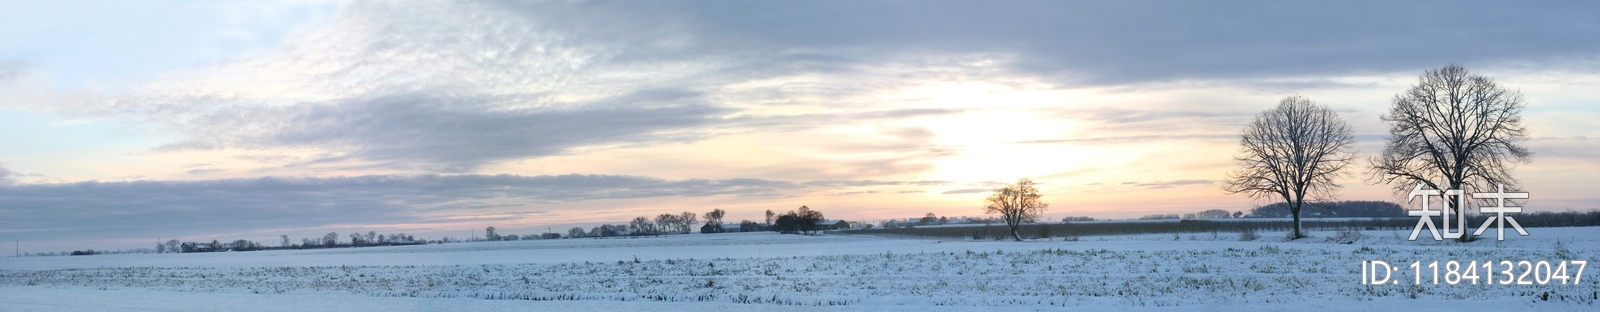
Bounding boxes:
2 0 1597 251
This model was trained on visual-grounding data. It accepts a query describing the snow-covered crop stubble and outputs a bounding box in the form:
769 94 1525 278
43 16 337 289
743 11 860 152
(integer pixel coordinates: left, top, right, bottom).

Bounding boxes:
3 229 1598 310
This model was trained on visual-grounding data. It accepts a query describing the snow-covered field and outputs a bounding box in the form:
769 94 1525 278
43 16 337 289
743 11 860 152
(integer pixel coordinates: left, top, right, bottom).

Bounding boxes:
3 228 1597 311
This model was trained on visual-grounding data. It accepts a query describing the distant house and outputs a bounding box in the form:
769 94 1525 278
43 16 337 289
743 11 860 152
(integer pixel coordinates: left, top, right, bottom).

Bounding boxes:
721 224 743 233
814 219 851 230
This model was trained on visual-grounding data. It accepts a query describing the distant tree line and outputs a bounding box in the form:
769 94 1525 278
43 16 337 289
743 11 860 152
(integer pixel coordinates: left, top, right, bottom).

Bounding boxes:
1131 202 1404 221
1247 201 1405 218
66 206 842 256
148 230 428 255
771 206 824 234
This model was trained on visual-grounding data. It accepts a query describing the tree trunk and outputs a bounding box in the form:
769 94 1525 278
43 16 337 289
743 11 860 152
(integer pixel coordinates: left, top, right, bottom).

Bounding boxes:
1450 181 1472 242
1290 202 1303 239
1009 222 1022 241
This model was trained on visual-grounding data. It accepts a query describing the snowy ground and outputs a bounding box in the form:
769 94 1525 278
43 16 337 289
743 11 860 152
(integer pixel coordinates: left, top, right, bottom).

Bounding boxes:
3 227 1597 311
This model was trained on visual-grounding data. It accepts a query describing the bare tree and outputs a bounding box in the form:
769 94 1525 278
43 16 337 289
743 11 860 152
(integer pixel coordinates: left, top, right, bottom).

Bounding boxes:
679 211 699 234
1368 65 1531 242
630 216 655 235
1223 95 1355 239
764 209 775 227
568 227 586 238
796 206 823 234
983 178 1049 241
323 232 339 247
703 209 726 233
655 214 676 234
280 235 290 248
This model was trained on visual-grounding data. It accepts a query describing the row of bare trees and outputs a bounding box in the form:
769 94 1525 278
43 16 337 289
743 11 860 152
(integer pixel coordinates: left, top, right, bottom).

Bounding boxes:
979 65 1532 243
154 230 423 254
1223 64 1531 241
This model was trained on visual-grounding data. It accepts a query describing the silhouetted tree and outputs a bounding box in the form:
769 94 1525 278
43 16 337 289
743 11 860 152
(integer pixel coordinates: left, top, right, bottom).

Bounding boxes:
568 227 586 238
796 206 823 234
630 216 655 235
1224 95 1355 239
984 178 1049 241
774 214 800 234
591 224 624 237
1367 65 1531 242
679 211 699 234
770 206 824 234
703 209 726 233
655 214 676 234
231 239 256 251
323 232 339 246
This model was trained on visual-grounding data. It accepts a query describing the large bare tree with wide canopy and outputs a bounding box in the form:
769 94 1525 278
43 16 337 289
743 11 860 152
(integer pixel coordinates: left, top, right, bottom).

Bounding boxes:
1224 95 1356 239
984 178 1048 241
1367 65 1531 242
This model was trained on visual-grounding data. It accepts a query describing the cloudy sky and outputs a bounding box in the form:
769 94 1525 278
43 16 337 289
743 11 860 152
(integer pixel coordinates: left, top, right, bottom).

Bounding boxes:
3 0 1597 252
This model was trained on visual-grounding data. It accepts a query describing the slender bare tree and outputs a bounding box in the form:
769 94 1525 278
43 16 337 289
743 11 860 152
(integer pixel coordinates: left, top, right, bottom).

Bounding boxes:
1224 95 1355 239
983 178 1048 241
679 211 699 234
1367 65 1531 242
